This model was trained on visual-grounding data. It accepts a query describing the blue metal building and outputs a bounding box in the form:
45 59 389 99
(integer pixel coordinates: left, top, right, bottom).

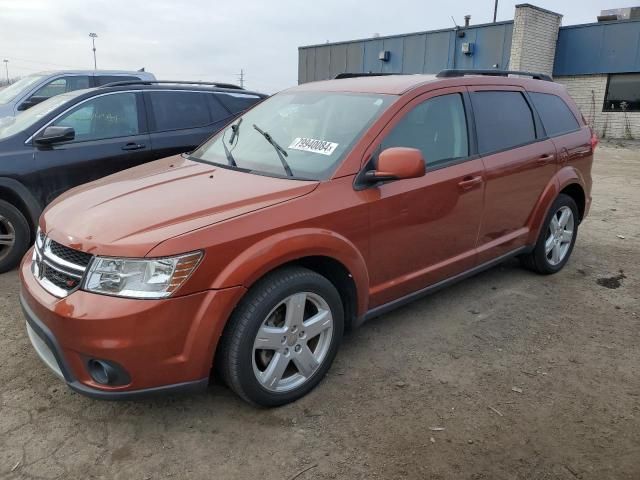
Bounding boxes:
298 4 640 139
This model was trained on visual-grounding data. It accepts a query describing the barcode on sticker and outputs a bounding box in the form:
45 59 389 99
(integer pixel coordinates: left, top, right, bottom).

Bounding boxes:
289 137 338 156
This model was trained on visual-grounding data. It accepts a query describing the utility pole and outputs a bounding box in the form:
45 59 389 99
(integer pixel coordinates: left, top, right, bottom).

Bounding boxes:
238 68 245 88
89 32 98 69
3 59 8 84
493 0 498 22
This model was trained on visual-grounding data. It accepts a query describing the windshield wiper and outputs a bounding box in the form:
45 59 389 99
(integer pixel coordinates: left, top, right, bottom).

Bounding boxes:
229 117 242 144
222 138 238 167
252 123 293 177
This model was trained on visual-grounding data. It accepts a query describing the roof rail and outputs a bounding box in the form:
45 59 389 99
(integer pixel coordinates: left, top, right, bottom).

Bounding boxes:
436 69 553 82
99 80 245 90
334 72 399 79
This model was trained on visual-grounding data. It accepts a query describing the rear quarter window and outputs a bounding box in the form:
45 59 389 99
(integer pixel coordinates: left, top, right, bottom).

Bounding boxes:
471 91 536 155
529 92 580 137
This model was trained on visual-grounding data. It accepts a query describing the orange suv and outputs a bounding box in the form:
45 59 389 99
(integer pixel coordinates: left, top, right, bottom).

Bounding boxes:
20 70 595 406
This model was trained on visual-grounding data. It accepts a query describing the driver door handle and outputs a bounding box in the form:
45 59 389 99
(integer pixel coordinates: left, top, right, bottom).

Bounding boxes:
122 143 145 151
537 153 555 165
458 175 483 191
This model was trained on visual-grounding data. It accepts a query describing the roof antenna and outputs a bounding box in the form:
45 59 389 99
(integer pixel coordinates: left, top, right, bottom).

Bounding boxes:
450 16 459 28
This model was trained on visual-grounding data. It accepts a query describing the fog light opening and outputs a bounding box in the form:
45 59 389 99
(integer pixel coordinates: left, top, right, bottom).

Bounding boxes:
88 359 117 385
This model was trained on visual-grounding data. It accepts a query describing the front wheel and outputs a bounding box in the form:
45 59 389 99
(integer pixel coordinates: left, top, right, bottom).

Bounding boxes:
217 266 344 407
521 193 579 274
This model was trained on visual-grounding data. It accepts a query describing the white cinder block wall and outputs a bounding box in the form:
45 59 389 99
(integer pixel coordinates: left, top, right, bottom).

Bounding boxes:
556 75 640 139
508 4 638 139
509 4 562 77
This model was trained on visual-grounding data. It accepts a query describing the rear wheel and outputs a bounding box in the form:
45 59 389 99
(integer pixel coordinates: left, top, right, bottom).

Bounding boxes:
0 200 30 273
521 193 578 275
217 266 344 407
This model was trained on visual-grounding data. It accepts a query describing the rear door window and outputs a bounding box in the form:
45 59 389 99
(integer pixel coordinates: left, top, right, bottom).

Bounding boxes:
148 91 211 132
381 93 469 168
95 76 140 86
471 91 536 154
529 92 580 137
214 92 263 113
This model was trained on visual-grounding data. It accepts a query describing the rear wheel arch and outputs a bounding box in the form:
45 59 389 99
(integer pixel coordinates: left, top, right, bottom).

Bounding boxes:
559 183 585 222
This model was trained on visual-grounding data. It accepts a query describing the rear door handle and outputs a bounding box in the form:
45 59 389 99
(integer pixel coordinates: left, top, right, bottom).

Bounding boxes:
458 175 483 191
122 143 145 151
537 153 555 164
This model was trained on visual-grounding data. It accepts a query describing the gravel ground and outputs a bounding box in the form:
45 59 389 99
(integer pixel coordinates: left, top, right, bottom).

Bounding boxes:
1 144 638 480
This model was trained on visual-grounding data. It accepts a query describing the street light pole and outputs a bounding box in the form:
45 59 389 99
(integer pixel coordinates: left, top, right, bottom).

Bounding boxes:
89 33 98 69
3 60 8 84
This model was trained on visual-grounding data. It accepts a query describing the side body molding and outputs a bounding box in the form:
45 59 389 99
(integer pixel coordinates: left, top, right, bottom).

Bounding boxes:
211 228 370 317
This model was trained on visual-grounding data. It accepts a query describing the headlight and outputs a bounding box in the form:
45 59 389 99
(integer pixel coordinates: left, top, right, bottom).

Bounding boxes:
83 252 202 299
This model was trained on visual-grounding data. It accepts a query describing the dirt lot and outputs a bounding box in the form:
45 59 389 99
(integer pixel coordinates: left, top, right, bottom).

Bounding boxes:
1 144 639 480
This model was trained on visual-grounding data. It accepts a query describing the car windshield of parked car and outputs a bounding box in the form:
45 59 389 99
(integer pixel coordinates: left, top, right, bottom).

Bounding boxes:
0 90 85 140
191 91 395 180
0 74 48 105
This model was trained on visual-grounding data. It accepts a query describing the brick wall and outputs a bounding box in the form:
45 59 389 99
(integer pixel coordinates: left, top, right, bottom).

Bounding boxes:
509 4 562 76
556 74 640 139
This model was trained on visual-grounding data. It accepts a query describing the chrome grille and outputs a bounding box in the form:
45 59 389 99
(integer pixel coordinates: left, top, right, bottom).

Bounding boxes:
49 240 93 267
32 232 92 298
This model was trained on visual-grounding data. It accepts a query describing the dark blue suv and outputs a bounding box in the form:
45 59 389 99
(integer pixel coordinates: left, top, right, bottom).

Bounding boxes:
0 81 266 272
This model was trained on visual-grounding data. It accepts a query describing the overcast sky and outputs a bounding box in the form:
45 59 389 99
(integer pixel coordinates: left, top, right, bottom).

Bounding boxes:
0 0 634 93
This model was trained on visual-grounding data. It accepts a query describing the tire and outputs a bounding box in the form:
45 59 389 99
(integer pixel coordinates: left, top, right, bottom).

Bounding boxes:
0 200 31 274
520 193 579 275
217 266 344 407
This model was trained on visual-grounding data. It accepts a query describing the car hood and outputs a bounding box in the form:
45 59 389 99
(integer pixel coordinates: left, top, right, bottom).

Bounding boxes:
42 155 319 257
0 105 14 120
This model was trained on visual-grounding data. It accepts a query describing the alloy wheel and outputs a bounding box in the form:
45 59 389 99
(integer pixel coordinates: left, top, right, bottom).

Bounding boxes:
0 215 16 262
545 206 574 266
252 292 334 393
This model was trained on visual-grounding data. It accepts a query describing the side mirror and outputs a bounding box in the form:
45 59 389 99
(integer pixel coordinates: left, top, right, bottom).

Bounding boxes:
365 147 426 183
17 96 47 111
34 126 75 146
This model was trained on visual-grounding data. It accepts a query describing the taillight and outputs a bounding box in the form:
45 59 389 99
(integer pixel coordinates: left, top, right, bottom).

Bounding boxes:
590 131 599 151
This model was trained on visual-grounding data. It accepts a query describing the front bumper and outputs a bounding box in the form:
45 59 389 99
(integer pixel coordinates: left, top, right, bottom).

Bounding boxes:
20 253 246 400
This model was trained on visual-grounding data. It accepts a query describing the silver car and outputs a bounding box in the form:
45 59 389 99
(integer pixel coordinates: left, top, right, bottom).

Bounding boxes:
0 70 155 119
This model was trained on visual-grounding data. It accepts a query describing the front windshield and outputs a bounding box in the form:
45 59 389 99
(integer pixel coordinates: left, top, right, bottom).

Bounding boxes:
0 74 47 105
0 90 85 140
191 91 395 180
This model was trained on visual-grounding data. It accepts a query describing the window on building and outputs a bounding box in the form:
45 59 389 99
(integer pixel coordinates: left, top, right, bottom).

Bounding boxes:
471 91 536 154
530 92 580 137
604 74 640 112
148 91 211 131
381 93 469 167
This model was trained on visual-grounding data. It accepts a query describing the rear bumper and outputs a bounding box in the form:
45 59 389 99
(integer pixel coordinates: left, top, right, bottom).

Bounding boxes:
20 253 246 400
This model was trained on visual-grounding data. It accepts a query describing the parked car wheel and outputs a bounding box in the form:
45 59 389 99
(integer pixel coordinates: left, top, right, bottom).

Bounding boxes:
217 266 344 406
0 200 30 273
521 193 579 275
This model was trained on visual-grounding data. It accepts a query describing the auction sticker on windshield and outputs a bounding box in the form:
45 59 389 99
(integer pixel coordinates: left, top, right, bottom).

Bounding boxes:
289 137 338 156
